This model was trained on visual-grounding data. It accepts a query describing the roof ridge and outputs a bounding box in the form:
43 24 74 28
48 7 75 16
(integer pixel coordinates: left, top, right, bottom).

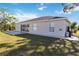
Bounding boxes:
16 16 67 23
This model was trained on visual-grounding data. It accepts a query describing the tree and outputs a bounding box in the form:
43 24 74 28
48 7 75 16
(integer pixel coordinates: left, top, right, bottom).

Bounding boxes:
70 22 77 33
78 25 79 30
6 15 16 31
0 8 16 31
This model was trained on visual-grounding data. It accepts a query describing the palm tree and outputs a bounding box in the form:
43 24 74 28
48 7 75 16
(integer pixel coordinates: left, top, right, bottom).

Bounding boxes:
78 25 79 30
70 22 77 33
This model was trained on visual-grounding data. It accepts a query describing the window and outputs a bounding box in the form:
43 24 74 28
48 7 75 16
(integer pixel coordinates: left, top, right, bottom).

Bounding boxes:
49 23 54 32
21 24 29 32
21 24 26 31
59 28 62 31
32 24 37 31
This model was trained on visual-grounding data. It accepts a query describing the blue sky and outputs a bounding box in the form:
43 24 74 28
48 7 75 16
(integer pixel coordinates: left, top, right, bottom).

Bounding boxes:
0 3 79 24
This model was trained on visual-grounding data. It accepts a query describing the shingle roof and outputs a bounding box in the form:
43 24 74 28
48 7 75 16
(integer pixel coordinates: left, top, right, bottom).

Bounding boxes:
17 16 70 23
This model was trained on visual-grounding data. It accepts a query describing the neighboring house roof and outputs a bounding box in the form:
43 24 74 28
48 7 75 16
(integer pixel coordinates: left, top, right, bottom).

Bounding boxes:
17 16 70 23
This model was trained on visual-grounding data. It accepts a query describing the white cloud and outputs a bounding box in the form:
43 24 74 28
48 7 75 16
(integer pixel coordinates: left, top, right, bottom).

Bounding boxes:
14 9 38 22
64 4 79 12
15 13 38 22
73 6 79 11
38 6 47 11
38 3 47 11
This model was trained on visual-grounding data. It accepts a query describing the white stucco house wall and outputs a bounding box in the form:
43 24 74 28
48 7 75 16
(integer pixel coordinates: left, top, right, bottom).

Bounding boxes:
15 16 70 38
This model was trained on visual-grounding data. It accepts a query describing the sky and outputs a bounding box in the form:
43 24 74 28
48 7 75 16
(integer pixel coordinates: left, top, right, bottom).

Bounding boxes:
0 3 79 24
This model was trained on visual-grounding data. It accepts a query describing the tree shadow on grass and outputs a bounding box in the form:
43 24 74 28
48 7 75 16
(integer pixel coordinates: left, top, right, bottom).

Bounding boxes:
3 33 79 56
0 43 14 48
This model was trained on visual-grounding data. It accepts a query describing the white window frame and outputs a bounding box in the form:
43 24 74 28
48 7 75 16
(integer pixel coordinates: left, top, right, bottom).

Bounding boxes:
49 23 55 32
32 24 37 31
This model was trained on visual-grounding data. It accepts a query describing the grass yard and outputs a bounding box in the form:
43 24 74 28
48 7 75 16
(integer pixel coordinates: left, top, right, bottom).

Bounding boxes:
0 32 79 56
0 32 30 55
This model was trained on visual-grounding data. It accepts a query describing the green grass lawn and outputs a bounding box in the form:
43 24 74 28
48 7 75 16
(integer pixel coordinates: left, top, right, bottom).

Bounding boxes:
0 32 79 56
0 32 30 55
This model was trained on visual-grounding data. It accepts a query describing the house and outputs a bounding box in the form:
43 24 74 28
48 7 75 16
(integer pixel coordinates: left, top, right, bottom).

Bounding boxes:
15 16 71 38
